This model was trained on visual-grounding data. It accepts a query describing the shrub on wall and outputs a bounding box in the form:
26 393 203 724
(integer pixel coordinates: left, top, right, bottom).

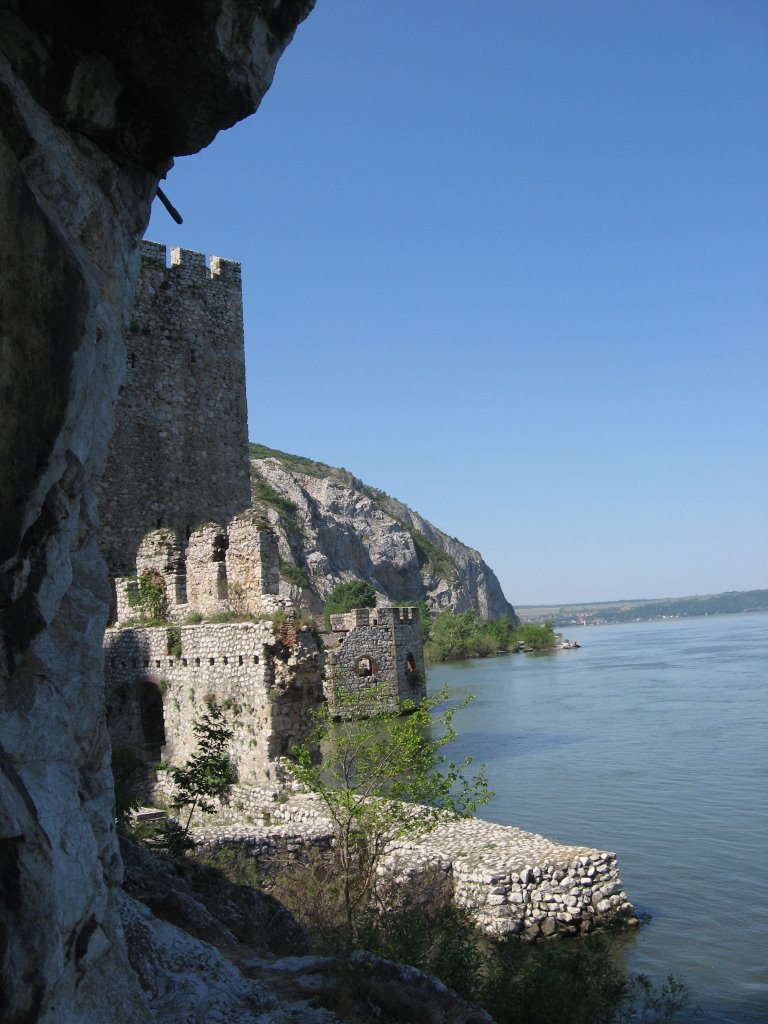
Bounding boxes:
128 567 168 622
323 580 377 629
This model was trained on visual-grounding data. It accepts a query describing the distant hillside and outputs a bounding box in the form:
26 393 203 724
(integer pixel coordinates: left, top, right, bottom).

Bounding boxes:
517 590 768 626
248 443 517 621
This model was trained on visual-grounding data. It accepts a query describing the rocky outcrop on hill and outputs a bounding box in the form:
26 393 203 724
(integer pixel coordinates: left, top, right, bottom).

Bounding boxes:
0 5 312 1021
251 452 517 621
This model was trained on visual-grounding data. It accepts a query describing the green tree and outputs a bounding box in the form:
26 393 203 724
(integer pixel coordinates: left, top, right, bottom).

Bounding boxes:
424 608 479 662
323 579 377 628
288 683 491 947
518 621 557 652
168 701 238 841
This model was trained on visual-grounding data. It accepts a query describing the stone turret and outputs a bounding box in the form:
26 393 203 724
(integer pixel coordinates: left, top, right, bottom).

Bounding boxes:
325 606 426 712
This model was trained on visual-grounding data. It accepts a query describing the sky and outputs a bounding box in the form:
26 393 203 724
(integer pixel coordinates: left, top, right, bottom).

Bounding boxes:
146 0 768 607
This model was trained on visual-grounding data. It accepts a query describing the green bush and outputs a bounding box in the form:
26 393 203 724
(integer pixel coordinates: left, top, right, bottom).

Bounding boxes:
519 621 557 652
422 611 557 663
167 625 182 659
127 567 169 622
323 580 377 629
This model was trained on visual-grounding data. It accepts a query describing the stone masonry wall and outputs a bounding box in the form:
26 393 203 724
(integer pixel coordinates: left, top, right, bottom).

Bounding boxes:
104 622 323 786
328 606 426 712
98 240 252 578
114 517 284 623
189 790 635 942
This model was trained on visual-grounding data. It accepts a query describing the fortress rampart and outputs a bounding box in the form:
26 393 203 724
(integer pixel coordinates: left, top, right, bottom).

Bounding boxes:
104 621 324 786
98 240 251 577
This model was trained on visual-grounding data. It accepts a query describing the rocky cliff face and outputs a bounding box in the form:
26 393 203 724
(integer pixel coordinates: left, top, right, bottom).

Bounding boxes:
0 5 313 1021
250 452 517 621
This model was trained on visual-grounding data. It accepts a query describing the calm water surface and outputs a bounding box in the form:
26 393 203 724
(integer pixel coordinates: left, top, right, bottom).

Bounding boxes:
428 613 768 1024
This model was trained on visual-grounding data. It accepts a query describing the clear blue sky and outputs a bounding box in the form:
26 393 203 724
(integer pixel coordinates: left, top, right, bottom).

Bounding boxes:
147 0 767 606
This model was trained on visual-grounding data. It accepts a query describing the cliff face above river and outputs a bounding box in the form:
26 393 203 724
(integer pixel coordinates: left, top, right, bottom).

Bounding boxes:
249 445 517 621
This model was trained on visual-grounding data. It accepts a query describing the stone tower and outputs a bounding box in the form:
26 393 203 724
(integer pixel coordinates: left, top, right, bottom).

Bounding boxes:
98 240 251 576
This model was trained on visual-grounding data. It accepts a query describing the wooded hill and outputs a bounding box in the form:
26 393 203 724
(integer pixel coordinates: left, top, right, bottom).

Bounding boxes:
517 590 768 626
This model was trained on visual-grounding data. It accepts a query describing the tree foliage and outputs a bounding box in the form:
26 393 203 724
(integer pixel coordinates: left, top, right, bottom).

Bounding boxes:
168 701 238 839
323 579 377 628
287 683 491 946
423 610 557 662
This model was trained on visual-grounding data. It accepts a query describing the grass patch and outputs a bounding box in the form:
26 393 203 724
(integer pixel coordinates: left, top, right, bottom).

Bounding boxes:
280 559 312 590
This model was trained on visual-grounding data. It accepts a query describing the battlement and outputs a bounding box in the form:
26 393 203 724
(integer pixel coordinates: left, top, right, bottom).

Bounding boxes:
137 239 241 283
330 608 375 631
377 606 419 627
330 606 420 632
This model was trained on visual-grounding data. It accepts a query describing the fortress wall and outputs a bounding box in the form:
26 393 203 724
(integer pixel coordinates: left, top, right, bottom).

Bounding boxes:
98 241 251 577
190 790 636 942
104 621 323 786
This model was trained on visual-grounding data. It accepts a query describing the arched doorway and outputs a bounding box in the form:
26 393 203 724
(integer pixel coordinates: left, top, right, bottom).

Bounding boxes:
138 681 166 762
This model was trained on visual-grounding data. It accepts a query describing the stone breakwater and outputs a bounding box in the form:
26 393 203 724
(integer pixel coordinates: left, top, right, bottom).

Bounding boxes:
191 789 634 941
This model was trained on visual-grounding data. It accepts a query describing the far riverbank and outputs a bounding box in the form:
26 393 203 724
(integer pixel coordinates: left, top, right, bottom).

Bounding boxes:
516 588 768 626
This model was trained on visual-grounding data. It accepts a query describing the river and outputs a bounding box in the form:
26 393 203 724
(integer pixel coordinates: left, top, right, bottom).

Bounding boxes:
428 612 768 1024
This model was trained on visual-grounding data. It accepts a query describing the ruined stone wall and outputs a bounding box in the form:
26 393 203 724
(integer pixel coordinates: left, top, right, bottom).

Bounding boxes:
114 516 284 623
105 622 323 786
328 607 426 711
98 240 252 577
189 791 635 942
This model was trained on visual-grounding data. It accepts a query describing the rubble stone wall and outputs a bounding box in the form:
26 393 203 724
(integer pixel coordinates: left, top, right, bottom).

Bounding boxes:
328 606 426 711
190 790 635 942
105 622 323 787
98 241 252 578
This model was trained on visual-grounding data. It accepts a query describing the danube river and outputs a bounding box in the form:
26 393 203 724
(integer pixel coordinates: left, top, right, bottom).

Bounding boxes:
428 612 768 1024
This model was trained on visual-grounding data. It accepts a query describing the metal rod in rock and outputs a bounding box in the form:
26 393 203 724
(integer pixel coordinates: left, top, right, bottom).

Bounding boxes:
156 186 183 224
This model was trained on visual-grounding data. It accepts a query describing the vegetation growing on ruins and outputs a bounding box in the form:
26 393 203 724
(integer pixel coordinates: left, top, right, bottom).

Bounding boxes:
323 579 378 628
128 567 169 622
287 683 491 948
164 701 238 849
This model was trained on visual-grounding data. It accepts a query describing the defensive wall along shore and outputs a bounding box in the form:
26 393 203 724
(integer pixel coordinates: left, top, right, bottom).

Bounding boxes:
190 790 635 942
103 242 635 945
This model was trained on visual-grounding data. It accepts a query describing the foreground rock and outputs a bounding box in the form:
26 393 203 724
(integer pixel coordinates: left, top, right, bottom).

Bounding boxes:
0 4 313 1020
119 835 493 1024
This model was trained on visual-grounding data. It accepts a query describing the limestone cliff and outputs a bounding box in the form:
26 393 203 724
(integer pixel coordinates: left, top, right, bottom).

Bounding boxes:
249 447 517 621
0 4 313 1021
